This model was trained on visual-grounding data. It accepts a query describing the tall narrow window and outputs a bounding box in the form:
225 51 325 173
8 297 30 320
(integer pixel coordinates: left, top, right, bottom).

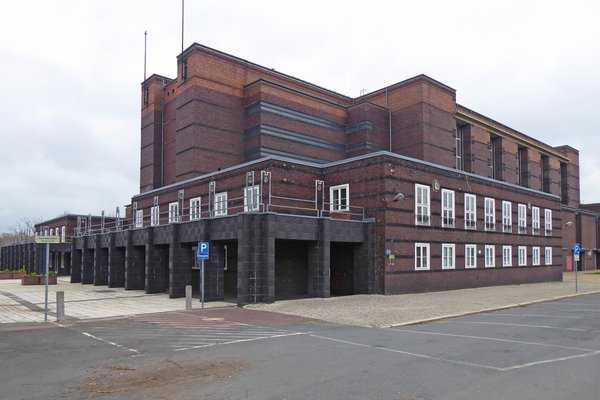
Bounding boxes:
532 247 541 266
518 246 527 266
150 206 160 226
214 192 228 217
532 206 540 235
168 202 179 223
545 247 553 266
518 204 527 234
541 155 550 193
415 243 430 270
464 194 476 230
190 197 201 221
484 197 495 231
544 209 552 236
490 135 501 179
61 226 66 243
465 244 477 269
442 244 455 270
245 185 262 212
456 125 464 171
502 201 512 233
442 189 455 228
135 210 144 228
415 184 430 226
517 147 526 186
502 246 512 267
485 245 495 268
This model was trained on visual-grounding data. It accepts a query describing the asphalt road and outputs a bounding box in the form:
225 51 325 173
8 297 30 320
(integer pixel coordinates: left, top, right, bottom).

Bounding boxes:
2 295 600 399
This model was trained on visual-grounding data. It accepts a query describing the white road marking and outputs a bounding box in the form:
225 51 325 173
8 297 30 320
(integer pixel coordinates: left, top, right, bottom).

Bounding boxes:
174 331 308 351
442 320 594 333
499 350 600 371
478 313 580 319
309 334 501 370
388 328 598 352
81 332 140 355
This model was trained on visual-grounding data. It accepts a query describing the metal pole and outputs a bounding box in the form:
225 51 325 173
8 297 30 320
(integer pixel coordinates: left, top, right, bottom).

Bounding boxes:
201 259 205 308
44 243 49 321
575 258 579 292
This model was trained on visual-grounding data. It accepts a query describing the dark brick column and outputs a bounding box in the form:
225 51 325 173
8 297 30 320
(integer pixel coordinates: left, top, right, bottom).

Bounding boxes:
34 244 45 275
353 223 375 294
125 230 145 290
108 233 125 288
93 235 108 286
70 240 82 283
169 223 193 298
27 243 35 272
81 236 94 284
145 228 159 293
308 219 331 298
204 241 224 301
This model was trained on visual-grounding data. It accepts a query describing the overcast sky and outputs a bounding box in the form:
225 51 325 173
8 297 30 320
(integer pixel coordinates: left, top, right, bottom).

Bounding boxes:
1 0 599 232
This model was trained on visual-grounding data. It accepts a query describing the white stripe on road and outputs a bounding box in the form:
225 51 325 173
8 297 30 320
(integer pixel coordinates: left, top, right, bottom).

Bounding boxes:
442 320 595 333
174 331 308 351
81 332 140 355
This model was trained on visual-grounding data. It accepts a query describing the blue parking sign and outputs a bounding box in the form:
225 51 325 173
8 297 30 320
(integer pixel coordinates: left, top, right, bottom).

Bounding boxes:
573 243 580 256
197 242 209 260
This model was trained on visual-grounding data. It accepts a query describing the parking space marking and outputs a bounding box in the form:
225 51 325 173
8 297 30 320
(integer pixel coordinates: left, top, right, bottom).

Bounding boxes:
388 328 598 352
175 331 308 351
527 307 600 313
484 313 580 319
81 331 141 355
441 320 594 333
500 350 600 371
309 334 502 371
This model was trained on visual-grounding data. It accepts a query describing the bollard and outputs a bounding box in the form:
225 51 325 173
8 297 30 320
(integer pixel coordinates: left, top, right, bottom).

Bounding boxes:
56 291 65 322
185 285 192 310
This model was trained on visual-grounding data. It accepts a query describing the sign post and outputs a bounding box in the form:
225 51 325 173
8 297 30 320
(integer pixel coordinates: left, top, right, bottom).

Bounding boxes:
573 243 580 292
35 235 60 321
197 242 209 308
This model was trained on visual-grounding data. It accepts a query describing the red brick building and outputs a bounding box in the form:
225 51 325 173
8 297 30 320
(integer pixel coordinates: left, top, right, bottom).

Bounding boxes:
5 43 596 304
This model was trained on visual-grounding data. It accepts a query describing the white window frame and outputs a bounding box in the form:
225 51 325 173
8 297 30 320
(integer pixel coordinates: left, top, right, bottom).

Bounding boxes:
465 244 477 269
484 197 495 231
150 205 160 226
415 184 430 226
61 226 66 243
442 244 455 270
544 209 552 236
532 206 540 235
532 246 541 266
518 246 527 266
502 201 512 233
485 245 495 268
441 189 455 228
415 243 430 271
214 192 228 216
502 245 512 267
518 204 527 234
464 193 476 230
545 247 553 266
245 185 262 212
168 202 179 223
190 197 201 221
135 210 144 228
50 228 54 236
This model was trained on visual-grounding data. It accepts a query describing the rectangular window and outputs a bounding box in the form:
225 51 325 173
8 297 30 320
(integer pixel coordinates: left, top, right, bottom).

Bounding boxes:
168 202 179 223
329 184 349 212
502 245 512 267
545 247 553 266
50 228 54 236
518 246 527 266
214 192 228 216
245 185 261 212
485 245 495 268
502 201 512 233
456 125 464 171
517 147 526 186
150 206 160 226
532 206 540 235
415 243 430 270
442 244 455 270
532 247 540 266
415 184 430 226
465 244 477 269
464 193 476 230
61 226 66 243
442 189 455 228
544 209 552 236
135 210 144 228
190 197 201 220
484 197 495 231
518 204 527 234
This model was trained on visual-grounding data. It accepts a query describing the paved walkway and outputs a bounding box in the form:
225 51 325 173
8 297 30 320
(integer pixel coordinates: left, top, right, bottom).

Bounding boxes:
0 277 233 323
2 272 599 326
247 272 600 327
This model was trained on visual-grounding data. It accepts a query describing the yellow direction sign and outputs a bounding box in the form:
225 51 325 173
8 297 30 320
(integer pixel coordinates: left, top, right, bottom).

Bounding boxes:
35 235 60 244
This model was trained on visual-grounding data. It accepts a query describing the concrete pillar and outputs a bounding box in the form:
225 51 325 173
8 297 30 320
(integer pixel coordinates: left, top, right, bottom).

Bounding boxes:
308 219 331 298
125 229 145 290
108 233 125 287
81 236 94 284
93 235 108 286
70 239 82 283
169 223 192 298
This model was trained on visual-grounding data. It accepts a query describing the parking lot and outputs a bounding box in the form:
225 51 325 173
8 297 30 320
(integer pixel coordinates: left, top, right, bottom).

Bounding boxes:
2 294 600 399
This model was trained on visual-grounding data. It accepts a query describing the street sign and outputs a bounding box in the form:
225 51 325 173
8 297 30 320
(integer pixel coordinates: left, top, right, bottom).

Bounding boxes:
574 254 580 262
573 243 580 256
197 242 209 260
35 235 60 244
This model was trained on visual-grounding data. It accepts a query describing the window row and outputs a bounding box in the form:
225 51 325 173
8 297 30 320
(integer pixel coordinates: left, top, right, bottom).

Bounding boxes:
415 184 553 235
415 243 553 270
36 226 67 243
